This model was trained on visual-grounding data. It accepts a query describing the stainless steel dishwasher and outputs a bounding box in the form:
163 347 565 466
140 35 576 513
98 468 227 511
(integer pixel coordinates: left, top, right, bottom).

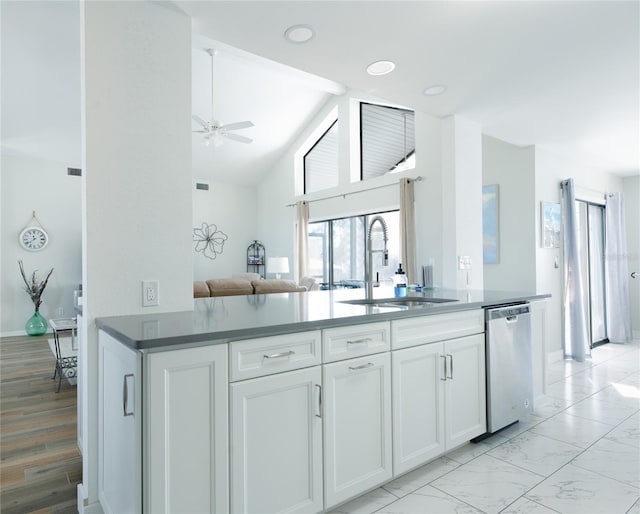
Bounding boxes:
484 303 533 434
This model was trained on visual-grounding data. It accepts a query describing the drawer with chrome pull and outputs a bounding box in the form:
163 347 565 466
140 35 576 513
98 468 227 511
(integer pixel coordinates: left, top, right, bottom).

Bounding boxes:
322 321 390 363
229 330 321 381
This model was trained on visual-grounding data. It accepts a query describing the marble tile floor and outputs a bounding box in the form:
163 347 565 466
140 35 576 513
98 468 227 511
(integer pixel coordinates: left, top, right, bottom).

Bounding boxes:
328 340 640 514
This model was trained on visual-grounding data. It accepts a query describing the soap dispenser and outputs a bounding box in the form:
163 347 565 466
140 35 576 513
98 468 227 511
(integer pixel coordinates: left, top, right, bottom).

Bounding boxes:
394 263 407 297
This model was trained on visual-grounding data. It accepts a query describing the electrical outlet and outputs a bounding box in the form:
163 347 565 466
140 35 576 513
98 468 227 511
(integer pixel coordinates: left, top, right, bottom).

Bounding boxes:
142 280 159 307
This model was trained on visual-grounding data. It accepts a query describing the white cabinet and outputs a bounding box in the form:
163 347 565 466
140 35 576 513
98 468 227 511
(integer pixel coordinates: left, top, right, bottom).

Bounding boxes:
444 334 486 448
145 344 228 514
230 367 323 514
99 331 142 514
529 299 547 399
391 343 445 474
230 331 321 382
322 322 390 363
99 331 228 514
323 352 392 509
391 328 486 475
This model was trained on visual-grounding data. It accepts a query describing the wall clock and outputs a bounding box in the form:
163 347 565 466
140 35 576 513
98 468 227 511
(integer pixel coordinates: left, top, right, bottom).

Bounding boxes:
20 226 49 251
19 211 49 251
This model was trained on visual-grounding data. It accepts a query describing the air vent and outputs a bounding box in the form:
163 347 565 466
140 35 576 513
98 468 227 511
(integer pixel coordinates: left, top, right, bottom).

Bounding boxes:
67 167 82 176
195 182 209 191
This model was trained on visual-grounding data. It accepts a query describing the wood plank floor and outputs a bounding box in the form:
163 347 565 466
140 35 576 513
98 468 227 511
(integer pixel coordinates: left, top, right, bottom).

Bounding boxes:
1 334 81 513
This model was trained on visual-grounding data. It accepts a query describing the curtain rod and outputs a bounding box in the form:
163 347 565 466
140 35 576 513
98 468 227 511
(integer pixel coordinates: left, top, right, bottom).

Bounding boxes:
286 176 423 207
560 180 605 196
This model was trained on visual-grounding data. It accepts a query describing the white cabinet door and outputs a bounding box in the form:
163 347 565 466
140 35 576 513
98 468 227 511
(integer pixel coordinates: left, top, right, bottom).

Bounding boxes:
444 333 486 448
99 331 142 514
392 343 445 475
323 353 392 509
146 344 228 514
230 366 323 514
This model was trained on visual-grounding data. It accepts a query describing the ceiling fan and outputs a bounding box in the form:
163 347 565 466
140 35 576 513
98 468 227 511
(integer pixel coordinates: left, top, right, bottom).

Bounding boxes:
193 48 254 147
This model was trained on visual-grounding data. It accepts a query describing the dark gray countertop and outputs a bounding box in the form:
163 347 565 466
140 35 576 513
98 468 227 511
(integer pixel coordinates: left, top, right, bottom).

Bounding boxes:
96 287 550 351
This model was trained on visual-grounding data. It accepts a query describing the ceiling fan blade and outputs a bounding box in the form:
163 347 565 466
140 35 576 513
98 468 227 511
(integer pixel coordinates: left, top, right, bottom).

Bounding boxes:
192 130 208 133
222 121 254 131
224 133 253 144
192 115 209 129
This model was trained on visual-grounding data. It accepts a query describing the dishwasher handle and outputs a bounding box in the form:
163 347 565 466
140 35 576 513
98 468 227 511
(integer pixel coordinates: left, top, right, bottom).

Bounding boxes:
487 304 530 321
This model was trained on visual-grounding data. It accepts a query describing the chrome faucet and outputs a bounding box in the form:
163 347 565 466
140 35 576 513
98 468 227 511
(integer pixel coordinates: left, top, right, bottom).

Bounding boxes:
365 216 389 299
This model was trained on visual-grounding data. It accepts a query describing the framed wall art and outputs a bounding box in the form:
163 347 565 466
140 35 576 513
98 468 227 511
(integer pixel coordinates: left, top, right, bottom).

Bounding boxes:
541 201 561 248
482 184 499 264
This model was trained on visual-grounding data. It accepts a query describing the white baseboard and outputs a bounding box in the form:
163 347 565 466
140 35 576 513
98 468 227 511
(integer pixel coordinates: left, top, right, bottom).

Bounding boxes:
0 330 27 338
546 349 564 365
1 329 53 338
78 484 104 514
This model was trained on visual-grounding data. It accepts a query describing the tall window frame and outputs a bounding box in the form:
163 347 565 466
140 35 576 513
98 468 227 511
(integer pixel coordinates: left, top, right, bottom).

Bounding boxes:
307 210 400 290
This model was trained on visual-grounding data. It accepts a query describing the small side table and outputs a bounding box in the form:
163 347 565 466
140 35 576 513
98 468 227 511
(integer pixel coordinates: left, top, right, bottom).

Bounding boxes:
50 317 78 393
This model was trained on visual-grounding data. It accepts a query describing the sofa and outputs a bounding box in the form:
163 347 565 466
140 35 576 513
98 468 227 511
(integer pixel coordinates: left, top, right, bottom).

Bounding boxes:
194 273 316 298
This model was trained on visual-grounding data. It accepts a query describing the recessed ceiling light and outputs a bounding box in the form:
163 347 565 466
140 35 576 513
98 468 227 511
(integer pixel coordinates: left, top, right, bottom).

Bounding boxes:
366 60 396 76
284 24 315 44
423 84 447 96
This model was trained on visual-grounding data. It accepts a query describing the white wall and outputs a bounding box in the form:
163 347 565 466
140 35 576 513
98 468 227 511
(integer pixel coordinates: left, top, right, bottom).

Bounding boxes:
192 180 257 279
623 175 640 337
81 1 192 508
482 135 536 292
534 146 624 358
0 155 82 334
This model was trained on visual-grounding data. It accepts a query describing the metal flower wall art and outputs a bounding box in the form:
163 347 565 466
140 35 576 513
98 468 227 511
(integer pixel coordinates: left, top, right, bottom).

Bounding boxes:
193 222 228 260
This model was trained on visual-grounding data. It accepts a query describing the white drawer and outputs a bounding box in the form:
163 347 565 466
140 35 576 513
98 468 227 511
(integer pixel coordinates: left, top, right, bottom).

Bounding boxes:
230 331 321 381
322 322 390 363
391 310 484 350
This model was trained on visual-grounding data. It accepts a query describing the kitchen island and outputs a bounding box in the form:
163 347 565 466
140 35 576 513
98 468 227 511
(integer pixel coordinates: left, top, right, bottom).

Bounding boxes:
96 288 549 514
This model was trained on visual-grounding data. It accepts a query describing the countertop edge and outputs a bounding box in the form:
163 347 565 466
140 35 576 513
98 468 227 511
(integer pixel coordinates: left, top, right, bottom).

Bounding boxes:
96 292 550 351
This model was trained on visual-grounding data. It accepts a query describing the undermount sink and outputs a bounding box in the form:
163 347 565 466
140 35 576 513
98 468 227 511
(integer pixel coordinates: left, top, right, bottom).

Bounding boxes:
340 296 458 308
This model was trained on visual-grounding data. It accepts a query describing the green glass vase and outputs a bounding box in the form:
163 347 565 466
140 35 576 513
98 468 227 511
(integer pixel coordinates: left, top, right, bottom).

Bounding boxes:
25 308 48 336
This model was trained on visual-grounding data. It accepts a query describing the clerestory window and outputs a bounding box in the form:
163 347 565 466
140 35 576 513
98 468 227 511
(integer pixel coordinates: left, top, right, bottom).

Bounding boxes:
360 103 415 180
303 120 339 194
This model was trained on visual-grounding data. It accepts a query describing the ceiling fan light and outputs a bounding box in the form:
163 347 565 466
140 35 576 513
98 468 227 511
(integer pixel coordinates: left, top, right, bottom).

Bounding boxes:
212 133 225 147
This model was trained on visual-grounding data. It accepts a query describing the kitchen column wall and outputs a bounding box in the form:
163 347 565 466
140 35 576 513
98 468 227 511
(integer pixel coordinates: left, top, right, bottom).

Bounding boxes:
80 2 192 511
440 116 484 291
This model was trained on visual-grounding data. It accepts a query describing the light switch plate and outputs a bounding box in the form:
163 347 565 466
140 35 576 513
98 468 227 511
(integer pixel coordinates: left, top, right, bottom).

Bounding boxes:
458 255 472 270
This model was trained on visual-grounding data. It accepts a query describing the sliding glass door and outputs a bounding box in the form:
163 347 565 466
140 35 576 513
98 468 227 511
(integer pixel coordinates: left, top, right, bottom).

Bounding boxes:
576 201 608 347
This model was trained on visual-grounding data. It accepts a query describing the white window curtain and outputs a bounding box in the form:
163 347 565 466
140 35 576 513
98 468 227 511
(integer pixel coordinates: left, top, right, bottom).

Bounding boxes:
605 192 632 343
560 178 591 361
399 178 416 284
295 201 309 281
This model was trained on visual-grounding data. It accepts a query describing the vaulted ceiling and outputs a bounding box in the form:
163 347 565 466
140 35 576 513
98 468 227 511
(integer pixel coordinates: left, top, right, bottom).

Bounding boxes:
181 0 640 177
2 1 638 185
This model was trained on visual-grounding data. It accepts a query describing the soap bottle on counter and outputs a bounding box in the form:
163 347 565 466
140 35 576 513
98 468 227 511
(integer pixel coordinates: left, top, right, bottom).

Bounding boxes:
393 264 407 297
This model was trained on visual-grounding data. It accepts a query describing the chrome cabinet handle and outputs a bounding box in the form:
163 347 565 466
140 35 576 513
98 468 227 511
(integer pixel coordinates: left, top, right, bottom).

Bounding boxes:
315 384 322 418
263 350 295 359
348 362 374 371
440 355 447 381
123 373 134 417
346 337 373 345
632 272 638 279
446 354 454 380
